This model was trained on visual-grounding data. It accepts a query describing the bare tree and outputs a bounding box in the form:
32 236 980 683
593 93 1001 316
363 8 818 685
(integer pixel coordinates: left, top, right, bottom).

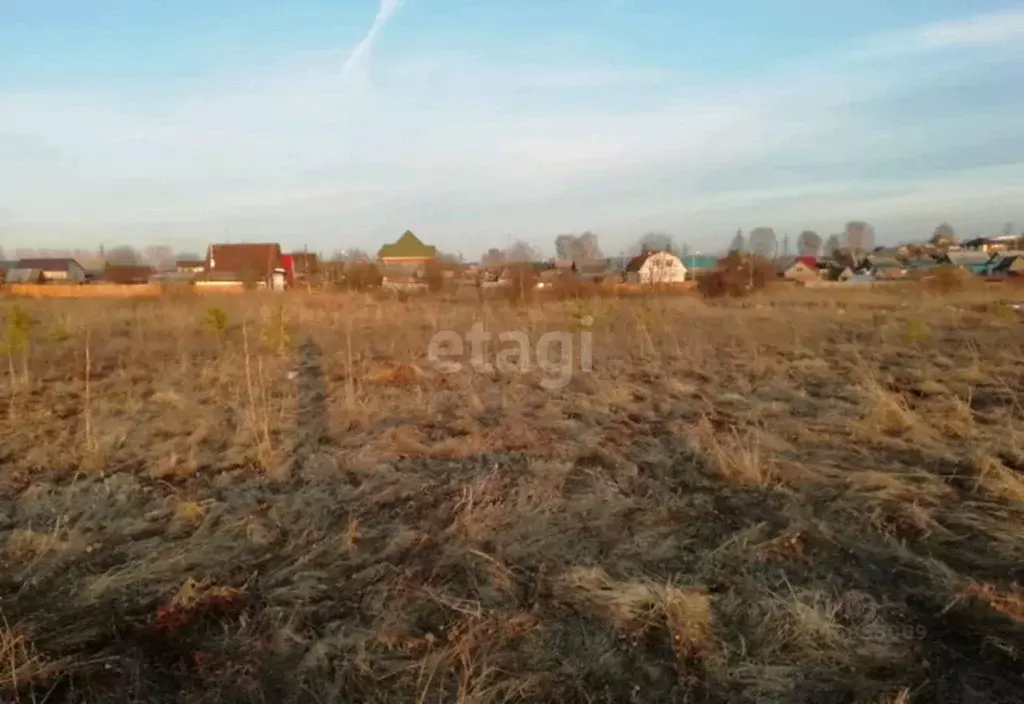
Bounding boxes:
823 234 842 258
481 248 505 268
478 241 538 268
105 245 143 265
330 248 371 262
748 227 778 259
930 222 957 247
796 230 823 257
578 231 602 259
554 235 576 260
175 252 202 262
638 232 673 253
437 251 464 264
844 221 875 256
728 229 745 253
504 240 540 263
554 232 603 262
143 245 175 270
75 249 105 269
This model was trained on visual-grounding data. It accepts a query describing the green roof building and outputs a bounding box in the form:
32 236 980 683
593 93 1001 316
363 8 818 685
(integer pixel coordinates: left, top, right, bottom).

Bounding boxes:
378 231 438 261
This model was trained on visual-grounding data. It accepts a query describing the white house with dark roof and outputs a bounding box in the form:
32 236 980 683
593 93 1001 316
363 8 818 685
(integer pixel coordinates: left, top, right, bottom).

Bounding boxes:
624 250 687 285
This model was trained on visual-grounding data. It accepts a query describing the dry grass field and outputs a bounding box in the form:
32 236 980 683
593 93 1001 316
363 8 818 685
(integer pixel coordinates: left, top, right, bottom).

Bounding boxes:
1 284 1023 703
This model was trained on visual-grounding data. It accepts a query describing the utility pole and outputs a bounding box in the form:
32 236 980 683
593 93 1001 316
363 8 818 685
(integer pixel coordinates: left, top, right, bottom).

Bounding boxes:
304 242 310 292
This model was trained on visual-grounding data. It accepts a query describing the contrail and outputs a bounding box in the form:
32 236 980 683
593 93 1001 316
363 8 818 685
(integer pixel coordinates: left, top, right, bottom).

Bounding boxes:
343 0 404 78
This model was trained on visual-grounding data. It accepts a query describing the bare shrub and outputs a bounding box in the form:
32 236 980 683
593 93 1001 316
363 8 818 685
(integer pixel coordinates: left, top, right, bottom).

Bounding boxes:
502 264 539 305
697 251 773 299
924 265 974 294
343 261 383 291
422 260 445 293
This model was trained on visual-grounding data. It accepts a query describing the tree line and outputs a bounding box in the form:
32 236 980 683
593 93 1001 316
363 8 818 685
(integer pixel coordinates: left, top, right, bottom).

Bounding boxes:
5 220 1016 272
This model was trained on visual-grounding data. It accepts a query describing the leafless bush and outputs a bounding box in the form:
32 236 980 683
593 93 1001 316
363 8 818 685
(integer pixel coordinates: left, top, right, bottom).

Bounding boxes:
343 262 383 291
924 265 975 294
422 261 445 293
502 264 539 304
697 252 774 299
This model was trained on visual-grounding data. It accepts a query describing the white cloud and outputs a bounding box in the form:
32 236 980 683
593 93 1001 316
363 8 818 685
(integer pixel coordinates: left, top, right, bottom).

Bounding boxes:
342 0 404 79
849 8 1024 60
1 6 1023 252
914 8 1024 50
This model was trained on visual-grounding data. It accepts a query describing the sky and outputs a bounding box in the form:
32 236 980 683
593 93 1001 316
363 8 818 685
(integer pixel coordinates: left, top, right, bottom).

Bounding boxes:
2 0 1024 258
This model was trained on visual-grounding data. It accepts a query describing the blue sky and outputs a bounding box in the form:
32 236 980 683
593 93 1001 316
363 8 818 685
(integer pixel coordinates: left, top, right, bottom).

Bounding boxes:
2 0 1023 257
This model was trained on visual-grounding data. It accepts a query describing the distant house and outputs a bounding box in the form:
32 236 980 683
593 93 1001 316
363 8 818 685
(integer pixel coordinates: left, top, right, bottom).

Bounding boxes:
624 250 687 285
904 259 942 273
475 263 543 289
289 252 319 277
535 268 566 289
986 250 1024 275
0 261 18 284
774 255 819 281
552 258 616 281
204 243 286 290
870 246 903 258
990 255 1024 277
378 231 437 279
941 250 993 274
576 258 621 285
858 256 905 279
681 255 719 279
150 270 198 285
101 264 156 285
606 255 630 272
962 235 1024 253
176 259 205 274
3 268 45 284
828 265 855 282
14 258 87 283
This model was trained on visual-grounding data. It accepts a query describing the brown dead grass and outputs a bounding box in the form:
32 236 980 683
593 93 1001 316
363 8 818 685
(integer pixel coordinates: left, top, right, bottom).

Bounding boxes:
1 286 1024 702
0 622 74 694
557 567 712 638
955 581 1024 623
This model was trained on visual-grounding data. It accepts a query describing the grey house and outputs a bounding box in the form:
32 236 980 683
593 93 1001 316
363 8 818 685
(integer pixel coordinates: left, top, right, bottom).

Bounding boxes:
14 258 88 283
